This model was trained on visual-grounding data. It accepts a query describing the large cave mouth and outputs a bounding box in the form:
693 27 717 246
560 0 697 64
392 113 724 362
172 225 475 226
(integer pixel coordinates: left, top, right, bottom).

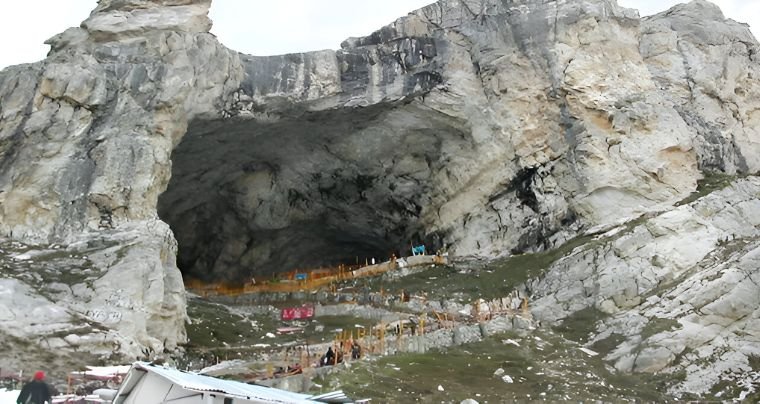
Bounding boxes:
157 102 467 283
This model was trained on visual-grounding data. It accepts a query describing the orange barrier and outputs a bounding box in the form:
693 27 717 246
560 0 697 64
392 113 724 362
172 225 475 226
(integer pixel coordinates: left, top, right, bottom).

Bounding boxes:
187 260 399 297
186 255 448 297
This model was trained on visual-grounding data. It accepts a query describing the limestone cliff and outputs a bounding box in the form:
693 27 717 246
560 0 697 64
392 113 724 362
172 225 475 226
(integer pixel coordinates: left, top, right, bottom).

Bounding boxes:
529 176 760 396
0 0 758 395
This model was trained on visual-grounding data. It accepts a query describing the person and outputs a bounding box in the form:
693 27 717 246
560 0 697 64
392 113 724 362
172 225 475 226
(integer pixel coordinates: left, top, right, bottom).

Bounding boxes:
351 342 361 360
16 371 52 404
321 347 335 366
409 316 418 336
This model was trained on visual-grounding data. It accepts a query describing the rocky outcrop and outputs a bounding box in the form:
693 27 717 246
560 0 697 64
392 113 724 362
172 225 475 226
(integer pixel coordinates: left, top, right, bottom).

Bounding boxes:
0 0 236 363
527 176 760 397
0 0 758 384
158 0 760 282
0 220 184 365
82 0 213 41
641 1 759 174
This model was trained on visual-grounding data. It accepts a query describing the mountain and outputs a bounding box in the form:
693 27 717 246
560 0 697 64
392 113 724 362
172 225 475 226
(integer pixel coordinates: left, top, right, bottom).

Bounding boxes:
0 0 757 397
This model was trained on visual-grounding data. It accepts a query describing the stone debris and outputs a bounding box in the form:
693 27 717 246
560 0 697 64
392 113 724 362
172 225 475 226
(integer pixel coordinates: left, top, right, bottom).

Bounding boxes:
502 339 520 347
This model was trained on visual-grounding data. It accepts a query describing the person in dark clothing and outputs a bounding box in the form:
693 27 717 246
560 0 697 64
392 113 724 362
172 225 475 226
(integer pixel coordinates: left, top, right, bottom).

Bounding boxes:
351 342 361 360
16 371 52 404
321 347 336 366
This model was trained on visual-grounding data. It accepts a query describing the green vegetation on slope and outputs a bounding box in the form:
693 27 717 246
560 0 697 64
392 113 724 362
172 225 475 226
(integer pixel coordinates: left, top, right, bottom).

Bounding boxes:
675 172 737 207
362 233 595 303
313 330 674 403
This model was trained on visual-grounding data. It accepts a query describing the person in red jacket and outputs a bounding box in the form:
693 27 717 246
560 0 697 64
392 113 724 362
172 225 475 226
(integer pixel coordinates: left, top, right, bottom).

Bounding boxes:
16 371 52 404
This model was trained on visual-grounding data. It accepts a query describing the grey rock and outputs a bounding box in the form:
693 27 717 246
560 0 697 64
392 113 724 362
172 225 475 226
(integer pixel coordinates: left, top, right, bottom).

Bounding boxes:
482 316 513 336
641 0 760 173
452 324 481 345
530 177 760 397
0 0 758 380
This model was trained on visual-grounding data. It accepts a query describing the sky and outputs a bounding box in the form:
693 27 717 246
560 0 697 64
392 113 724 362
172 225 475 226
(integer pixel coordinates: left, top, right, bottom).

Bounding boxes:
0 0 758 70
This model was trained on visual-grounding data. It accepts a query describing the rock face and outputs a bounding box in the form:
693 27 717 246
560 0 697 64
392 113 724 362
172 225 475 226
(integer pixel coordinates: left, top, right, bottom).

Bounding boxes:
0 220 184 367
0 0 235 364
528 176 760 397
641 1 759 174
0 0 758 389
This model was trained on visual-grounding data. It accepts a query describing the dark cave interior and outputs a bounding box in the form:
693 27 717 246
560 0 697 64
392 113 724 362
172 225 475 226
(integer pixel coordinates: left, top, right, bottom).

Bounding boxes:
158 103 468 282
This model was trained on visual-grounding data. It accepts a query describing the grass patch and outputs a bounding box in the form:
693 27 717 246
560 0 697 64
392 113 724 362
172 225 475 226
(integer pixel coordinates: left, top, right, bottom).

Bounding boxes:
184 298 377 365
590 333 626 357
185 297 277 351
553 307 609 343
675 172 736 207
706 376 755 401
367 233 596 302
748 355 760 372
314 330 673 402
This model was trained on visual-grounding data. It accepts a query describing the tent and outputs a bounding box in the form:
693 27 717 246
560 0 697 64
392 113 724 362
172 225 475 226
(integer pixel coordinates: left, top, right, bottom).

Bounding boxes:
112 362 351 404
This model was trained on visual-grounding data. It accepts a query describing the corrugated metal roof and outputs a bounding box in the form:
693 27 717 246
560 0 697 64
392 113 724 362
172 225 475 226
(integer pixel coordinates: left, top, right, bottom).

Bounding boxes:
130 362 349 403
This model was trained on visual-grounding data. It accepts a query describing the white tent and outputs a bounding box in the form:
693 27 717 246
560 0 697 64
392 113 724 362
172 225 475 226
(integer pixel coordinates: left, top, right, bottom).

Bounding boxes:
112 362 351 404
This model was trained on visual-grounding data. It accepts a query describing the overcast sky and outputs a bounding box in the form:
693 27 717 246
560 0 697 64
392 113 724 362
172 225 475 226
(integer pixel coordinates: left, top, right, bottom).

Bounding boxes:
0 0 757 70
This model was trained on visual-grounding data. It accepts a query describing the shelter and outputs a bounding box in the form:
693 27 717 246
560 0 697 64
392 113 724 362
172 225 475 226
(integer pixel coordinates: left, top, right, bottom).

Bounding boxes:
112 362 350 403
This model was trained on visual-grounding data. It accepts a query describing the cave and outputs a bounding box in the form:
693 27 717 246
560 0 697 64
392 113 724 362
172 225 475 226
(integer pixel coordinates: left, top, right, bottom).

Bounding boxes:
157 101 468 283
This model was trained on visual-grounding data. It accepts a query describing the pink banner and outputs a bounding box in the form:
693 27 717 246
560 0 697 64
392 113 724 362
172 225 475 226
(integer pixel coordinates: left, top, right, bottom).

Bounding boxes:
280 305 315 321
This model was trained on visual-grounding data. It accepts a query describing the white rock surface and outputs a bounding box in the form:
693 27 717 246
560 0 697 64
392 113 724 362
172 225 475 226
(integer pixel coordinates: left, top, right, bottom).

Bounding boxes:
83 0 213 41
529 177 760 397
0 0 758 390
0 220 186 365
